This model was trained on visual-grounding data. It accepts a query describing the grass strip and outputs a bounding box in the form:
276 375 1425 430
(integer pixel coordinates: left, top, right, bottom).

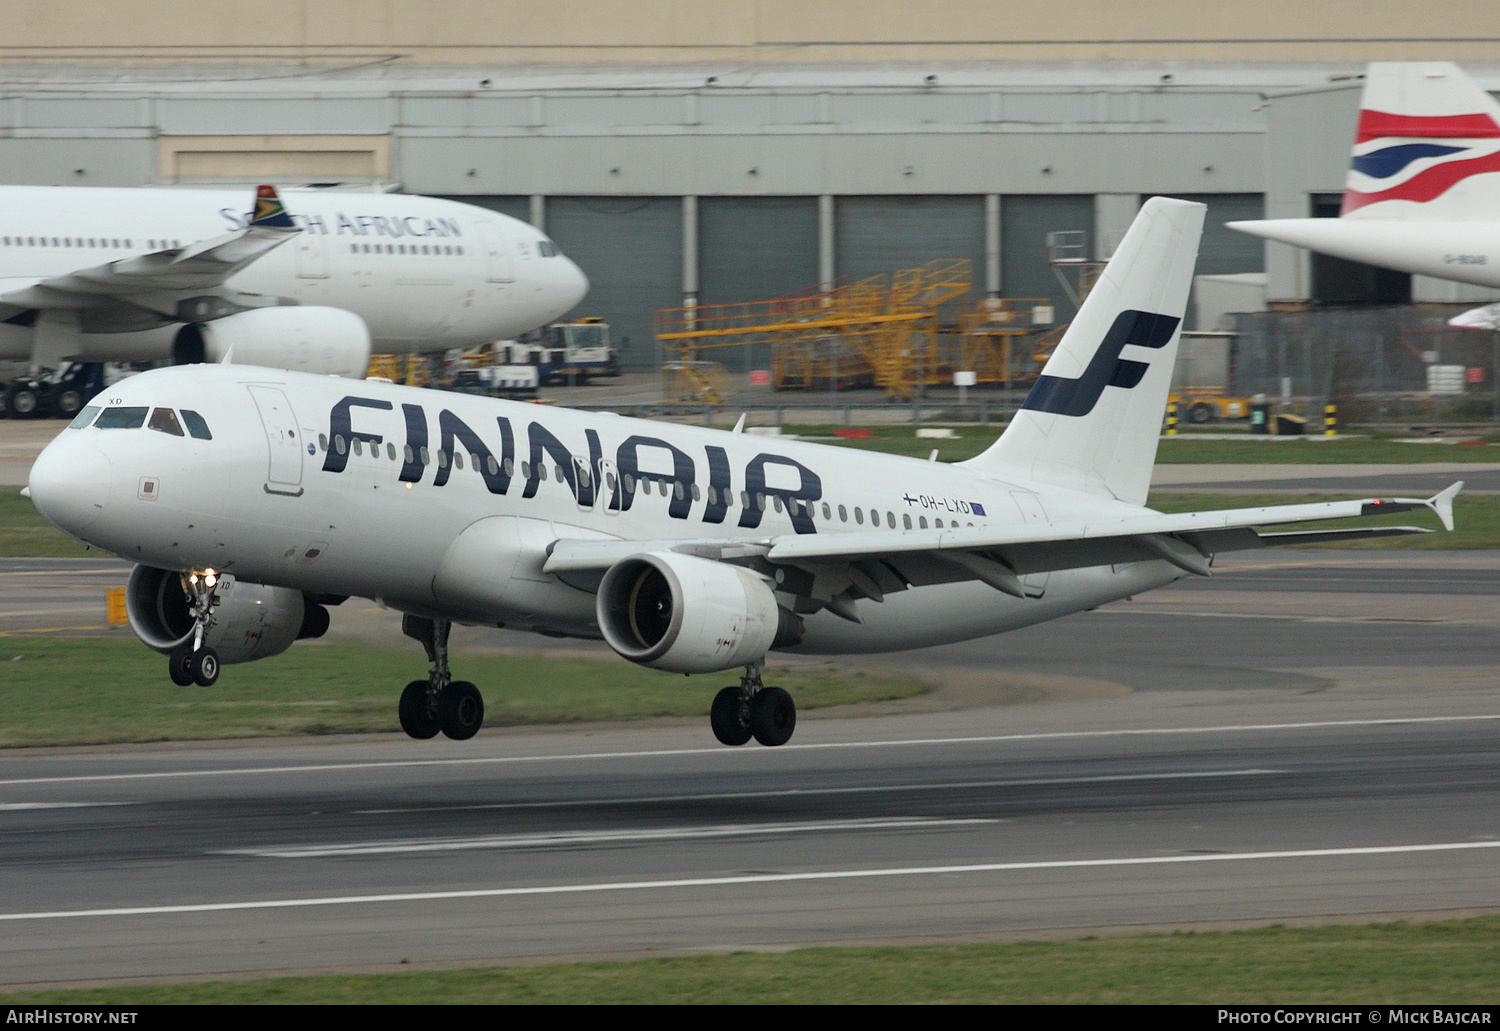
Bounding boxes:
1147 492 1500 549
0 637 927 748
4 916 1497 1004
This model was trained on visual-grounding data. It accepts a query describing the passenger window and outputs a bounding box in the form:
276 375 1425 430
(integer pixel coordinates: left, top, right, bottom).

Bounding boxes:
887 511 896 528
388 443 397 461
503 458 514 476
404 445 414 463
94 406 149 429
420 446 431 465
838 504 847 522
675 482 686 501
935 518 944 528
854 507 864 525
353 438 363 457
821 503 831 520
68 405 101 429
487 455 499 475
691 484 700 501
773 496 783 513
179 409 212 440
147 408 185 437
319 434 329 451
454 451 464 470
334 435 347 455
919 516 928 529
903 514 912 530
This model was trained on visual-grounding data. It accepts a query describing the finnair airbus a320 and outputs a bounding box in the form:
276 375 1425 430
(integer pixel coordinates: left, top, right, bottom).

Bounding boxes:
25 198 1460 747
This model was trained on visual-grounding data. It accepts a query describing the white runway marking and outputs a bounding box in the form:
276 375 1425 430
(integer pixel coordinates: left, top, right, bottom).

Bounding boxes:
352 768 1283 815
219 817 993 858
4 840 1497 922
0 802 130 811
0 713 1495 787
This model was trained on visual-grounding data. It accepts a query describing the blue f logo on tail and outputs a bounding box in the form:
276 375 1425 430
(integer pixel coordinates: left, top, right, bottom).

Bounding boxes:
1021 310 1179 418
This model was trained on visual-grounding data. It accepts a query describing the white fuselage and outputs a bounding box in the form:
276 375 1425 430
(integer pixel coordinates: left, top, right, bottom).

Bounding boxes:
0 186 588 360
1229 217 1500 289
28 365 1182 656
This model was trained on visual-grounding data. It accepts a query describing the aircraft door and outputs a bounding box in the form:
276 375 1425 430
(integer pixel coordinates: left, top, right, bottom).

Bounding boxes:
1008 491 1049 598
572 455 595 512
476 223 516 283
247 385 305 496
596 459 621 514
294 231 330 279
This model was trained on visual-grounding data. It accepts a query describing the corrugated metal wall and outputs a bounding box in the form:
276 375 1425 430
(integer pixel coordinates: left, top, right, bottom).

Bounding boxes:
835 196 986 299
1000 194 1094 319
698 196 820 371
544 196 682 371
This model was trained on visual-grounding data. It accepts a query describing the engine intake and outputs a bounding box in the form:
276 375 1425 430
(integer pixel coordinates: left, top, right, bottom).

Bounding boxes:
172 306 371 379
597 552 801 674
125 565 319 666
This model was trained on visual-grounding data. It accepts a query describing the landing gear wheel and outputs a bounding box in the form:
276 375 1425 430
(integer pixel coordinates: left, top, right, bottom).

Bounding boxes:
398 680 441 740
710 686 753 746
8 385 39 419
168 646 197 686
192 647 219 687
438 681 484 740
749 687 796 747
54 387 84 421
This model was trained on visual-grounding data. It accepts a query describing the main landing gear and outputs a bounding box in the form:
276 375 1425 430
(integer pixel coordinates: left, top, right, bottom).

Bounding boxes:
167 571 224 687
711 663 796 747
399 615 484 741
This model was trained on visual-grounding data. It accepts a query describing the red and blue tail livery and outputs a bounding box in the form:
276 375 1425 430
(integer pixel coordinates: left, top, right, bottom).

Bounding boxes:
1343 63 1500 218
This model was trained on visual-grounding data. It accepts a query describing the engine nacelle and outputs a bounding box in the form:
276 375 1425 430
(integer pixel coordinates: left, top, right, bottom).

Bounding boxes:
125 565 325 666
172 307 371 379
596 552 802 674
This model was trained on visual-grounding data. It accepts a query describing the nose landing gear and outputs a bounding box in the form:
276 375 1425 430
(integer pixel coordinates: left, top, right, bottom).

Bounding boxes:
710 663 796 747
166 571 225 687
399 615 485 741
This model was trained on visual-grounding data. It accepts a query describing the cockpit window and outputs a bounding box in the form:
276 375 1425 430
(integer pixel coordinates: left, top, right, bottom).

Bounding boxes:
538 240 558 257
68 406 100 429
147 408 185 437
94 406 148 429
180 410 212 440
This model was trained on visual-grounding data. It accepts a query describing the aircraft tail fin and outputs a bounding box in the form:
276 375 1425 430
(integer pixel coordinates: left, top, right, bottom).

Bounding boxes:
1343 62 1500 219
249 184 297 230
961 197 1204 506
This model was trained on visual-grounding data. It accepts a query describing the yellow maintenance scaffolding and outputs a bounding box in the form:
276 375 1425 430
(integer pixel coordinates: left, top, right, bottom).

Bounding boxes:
656 260 1057 402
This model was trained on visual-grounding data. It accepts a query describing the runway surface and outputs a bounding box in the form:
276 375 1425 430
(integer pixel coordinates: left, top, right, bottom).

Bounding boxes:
0 550 1498 986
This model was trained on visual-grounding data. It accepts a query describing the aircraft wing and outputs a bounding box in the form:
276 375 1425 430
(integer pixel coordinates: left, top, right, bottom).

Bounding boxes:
0 184 300 314
545 483 1461 611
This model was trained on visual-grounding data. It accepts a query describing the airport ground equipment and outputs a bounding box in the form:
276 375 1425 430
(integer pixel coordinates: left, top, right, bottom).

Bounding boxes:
0 361 105 420
1167 331 1254 424
656 261 1054 402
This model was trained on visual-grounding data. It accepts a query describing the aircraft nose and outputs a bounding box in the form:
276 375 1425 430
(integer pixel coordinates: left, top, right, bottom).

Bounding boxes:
28 437 112 537
560 255 589 311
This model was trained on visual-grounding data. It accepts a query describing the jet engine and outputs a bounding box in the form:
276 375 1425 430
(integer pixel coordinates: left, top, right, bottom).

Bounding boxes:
172 307 371 379
596 552 802 674
124 564 328 666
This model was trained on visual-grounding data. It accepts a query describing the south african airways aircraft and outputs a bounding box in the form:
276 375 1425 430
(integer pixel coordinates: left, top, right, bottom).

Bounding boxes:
0 183 587 413
1231 62 1500 326
24 198 1460 748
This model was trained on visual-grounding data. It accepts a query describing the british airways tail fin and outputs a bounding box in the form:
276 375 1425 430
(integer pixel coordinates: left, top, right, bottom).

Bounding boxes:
962 197 1204 507
1343 62 1500 219
249 184 297 229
